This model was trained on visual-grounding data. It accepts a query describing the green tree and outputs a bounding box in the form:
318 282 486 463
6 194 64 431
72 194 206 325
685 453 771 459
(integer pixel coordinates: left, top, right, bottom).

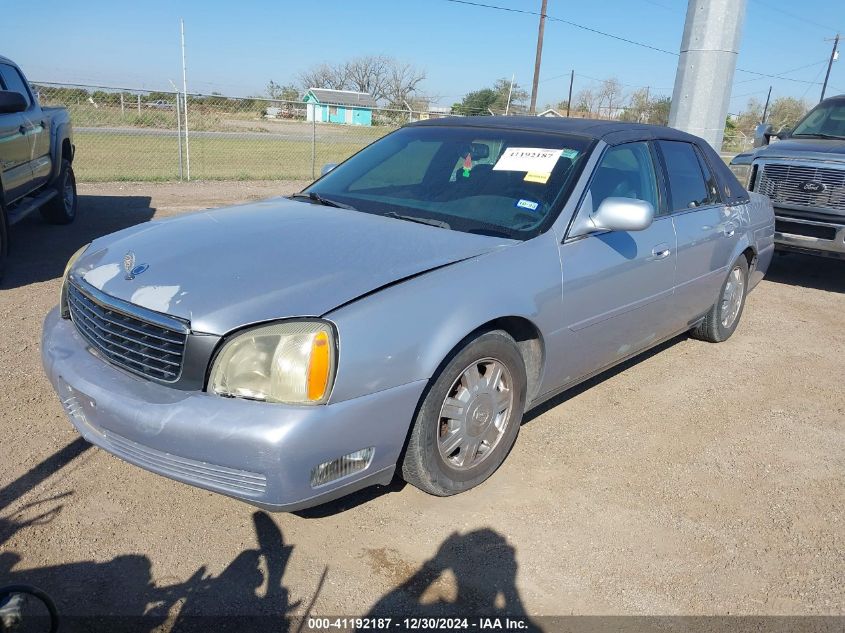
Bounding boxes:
768 97 808 132
452 88 498 115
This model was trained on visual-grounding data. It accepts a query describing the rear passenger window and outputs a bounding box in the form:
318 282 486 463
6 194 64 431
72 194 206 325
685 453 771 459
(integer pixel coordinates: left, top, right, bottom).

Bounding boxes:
658 141 710 211
0 64 32 108
587 142 659 213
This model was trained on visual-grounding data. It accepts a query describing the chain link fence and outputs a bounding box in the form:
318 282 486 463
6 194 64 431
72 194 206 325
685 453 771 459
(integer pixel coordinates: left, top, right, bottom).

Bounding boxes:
33 82 430 183
33 81 752 182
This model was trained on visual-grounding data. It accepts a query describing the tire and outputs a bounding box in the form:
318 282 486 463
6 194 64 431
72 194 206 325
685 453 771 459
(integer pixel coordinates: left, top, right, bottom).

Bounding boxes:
401 330 528 496
40 159 77 225
690 256 749 343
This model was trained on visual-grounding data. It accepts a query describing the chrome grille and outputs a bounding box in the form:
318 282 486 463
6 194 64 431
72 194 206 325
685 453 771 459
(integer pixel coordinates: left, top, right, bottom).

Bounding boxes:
756 163 845 213
67 281 187 382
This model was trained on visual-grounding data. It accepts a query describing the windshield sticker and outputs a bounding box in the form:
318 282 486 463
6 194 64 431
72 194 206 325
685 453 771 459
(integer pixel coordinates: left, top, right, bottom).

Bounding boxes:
524 172 551 184
515 199 540 212
462 153 472 178
561 148 580 159
493 147 562 174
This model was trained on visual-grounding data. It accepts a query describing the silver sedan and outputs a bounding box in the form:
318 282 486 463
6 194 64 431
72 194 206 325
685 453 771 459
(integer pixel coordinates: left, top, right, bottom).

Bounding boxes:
42 118 775 511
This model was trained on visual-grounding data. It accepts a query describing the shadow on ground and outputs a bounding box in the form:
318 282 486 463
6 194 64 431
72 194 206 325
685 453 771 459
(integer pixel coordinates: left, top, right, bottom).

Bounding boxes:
1 440 535 632
763 252 845 293
1 195 155 290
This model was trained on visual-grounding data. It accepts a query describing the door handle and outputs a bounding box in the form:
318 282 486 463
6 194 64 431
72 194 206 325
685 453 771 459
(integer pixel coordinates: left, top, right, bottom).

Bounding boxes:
651 245 671 260
723 221 736 237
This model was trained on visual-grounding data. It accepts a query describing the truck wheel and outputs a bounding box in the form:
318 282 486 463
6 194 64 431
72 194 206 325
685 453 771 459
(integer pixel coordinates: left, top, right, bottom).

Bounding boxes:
690 256 749 343
40 159 77 225
401 330 527 496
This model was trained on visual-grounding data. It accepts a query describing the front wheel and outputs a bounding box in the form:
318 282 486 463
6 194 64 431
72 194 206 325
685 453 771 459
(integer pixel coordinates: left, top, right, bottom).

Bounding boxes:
401 330 527 496
40 159 77 225
690 256 749 343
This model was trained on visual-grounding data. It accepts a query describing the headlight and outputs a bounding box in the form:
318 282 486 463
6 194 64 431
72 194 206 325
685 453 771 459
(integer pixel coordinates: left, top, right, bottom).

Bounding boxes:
60 243 90 318
209 321 336 404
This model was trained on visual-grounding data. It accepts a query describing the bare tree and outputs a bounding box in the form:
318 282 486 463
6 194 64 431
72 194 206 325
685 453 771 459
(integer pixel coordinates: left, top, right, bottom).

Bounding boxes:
384 62 427 108
597 78 624 118
298 63 347 91
575 88 598 115
298 56 425 106
266 81 299 101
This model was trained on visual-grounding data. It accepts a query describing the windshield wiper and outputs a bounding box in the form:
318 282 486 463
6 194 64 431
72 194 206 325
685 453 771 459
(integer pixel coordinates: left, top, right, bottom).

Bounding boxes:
383 211 451 229
791 133 845 140
289 192 357 210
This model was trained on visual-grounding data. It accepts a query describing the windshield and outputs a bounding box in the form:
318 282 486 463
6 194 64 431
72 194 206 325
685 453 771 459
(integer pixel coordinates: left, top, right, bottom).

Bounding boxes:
792 100 845 139
301 125 591 239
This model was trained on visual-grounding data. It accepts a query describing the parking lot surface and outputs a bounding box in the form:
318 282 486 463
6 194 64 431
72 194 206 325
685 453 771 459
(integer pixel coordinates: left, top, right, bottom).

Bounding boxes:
1 181 843 622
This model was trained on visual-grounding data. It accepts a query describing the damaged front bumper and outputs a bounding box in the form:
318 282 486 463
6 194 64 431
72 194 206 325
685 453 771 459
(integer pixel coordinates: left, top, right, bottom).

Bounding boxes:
41 308 425 511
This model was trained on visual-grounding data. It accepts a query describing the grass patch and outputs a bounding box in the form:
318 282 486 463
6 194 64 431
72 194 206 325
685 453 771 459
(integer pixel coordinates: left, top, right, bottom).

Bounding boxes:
72 131 389 182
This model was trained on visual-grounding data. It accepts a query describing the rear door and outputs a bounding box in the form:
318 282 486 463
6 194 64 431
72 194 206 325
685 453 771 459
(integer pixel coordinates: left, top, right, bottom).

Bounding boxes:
559 141 677 382
657 140 740 327
0 64 34 202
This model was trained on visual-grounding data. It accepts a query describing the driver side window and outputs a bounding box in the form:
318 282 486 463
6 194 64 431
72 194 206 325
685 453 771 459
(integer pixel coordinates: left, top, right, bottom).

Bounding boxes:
586 142 659 215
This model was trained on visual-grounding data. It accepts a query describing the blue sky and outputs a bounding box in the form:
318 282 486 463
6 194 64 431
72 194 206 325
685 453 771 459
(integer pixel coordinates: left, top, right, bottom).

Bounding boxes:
3 0 844 111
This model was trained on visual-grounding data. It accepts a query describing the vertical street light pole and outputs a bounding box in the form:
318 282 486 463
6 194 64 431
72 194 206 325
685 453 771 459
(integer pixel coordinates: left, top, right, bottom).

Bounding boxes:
529 0 548 114
505 74 515 115
762 85 772 124
180 17 191 181
567 69 574 117
820 34 840 103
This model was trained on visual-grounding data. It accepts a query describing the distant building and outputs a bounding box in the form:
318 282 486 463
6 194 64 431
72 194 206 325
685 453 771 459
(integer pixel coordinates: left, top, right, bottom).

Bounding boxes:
304 88 377 126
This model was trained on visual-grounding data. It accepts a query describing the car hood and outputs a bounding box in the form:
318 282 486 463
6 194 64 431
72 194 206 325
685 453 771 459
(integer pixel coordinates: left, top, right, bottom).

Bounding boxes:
75 198 511 335
752 137 845 163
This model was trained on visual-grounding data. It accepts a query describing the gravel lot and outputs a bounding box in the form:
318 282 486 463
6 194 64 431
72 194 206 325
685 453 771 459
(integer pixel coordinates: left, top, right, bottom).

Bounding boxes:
1 181 843 626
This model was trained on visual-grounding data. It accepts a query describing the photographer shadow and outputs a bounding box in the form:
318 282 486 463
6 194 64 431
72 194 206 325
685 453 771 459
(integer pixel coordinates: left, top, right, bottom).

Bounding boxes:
365 529 540 630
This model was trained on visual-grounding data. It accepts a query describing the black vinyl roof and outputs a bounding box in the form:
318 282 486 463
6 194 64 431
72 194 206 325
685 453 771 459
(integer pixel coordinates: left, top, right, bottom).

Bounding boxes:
411 115 703 146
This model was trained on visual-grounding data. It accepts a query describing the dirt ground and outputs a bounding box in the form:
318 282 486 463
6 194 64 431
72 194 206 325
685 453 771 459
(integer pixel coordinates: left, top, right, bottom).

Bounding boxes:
1 181 843 626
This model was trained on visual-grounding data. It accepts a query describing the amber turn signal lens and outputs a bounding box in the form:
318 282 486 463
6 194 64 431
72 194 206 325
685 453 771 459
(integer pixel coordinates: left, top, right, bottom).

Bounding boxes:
307 331 331 401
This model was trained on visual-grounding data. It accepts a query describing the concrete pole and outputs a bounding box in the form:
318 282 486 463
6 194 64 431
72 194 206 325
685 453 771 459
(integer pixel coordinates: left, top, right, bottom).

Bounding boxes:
668 0 747 150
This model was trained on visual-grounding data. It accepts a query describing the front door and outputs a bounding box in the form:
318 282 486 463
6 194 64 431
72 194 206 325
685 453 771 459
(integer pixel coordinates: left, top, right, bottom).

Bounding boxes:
559 141 678 384
0 63 34 202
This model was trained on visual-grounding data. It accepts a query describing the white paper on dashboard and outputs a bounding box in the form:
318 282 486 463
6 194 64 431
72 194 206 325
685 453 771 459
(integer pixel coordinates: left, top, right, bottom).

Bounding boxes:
493 147 562 174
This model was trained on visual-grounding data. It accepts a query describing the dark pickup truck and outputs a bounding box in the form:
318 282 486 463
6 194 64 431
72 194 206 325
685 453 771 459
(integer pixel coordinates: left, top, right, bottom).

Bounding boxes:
731 94 845 259
0 55 77 280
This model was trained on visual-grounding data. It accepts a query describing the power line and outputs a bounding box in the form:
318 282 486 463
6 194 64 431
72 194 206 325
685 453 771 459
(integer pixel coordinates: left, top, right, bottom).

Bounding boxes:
442 0 831 88
734 59 828 85
749 0 843 35
442 0 679 56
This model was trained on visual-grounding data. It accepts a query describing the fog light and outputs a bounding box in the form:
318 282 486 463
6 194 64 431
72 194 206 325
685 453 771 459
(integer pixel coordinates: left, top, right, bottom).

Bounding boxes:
310 448 374 488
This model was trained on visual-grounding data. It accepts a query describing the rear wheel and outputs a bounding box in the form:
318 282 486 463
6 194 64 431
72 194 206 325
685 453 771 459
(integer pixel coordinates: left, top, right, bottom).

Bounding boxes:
690 256 749 343
401 330 527 496
40 159 77 225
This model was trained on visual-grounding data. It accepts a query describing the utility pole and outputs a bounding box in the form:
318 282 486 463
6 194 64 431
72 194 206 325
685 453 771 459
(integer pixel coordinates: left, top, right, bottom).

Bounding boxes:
180 17 191 181
505 74 515 115
529 0 548 114
669 0 747 150
567 69 574 117
820 34 840 102
762 85 772 124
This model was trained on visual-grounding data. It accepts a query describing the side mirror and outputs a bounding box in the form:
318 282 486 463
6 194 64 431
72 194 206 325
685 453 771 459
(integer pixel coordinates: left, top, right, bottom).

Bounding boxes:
0 90 27 114
589 197 655 233
754 123 774 148
320 163 338 176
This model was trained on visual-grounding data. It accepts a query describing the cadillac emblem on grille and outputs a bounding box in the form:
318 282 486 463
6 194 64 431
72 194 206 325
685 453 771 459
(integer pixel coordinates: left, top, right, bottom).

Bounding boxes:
123 251 149 280
798 180 826 193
